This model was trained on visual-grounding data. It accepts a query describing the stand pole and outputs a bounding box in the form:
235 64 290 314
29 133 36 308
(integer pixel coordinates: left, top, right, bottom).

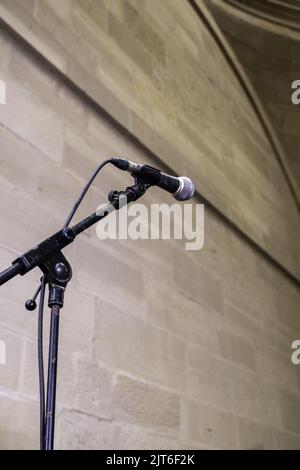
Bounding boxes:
44 303 61 450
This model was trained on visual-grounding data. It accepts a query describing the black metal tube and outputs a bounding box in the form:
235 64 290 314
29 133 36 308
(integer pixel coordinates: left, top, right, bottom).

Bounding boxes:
44 304 60 451
0 262 23 287
38 276 47 451
72 201 117 236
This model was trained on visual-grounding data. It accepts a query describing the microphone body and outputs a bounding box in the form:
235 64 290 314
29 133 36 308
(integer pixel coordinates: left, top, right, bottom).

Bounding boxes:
111 158 195 201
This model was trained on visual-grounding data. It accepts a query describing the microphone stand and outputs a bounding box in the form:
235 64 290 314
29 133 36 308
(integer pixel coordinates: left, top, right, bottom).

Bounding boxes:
0 180 149 450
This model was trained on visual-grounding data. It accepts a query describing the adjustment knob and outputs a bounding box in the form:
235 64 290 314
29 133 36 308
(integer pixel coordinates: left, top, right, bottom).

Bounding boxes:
55 262 68 277
25 299 37 311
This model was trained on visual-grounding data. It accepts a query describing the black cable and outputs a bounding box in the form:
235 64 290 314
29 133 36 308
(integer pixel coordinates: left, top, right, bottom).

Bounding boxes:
38 275 47 450
63 158 113 228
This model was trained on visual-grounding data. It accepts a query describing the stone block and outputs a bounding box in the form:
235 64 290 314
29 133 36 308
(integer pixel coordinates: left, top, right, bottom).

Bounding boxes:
187 347 233 410
112 374 180 433
73 356 112 419
218 328 256 370
173 250 223 314
236 417 275 450
56 410 115 450
181 399 238 449
95 300 186 392
108 12 152 76
279 390 300 434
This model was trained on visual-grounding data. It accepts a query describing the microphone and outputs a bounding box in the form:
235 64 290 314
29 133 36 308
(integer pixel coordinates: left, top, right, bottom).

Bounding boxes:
111 158 195 201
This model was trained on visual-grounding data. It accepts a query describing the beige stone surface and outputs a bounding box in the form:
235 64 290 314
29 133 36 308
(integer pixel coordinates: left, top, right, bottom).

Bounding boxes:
0 1 299 451
205 0 300 203
0 0 299 279
112 374 180 433
181 399 237 449
73 356 112 419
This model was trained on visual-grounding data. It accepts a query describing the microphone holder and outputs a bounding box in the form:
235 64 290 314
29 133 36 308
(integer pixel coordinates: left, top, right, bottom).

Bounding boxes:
0 180 149 450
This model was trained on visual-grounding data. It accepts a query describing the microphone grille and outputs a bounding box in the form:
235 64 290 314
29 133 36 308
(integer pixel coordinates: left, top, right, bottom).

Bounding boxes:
174 177 195 201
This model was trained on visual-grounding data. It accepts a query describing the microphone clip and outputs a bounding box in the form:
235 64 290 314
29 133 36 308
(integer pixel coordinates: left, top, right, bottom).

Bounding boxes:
108 179 151 209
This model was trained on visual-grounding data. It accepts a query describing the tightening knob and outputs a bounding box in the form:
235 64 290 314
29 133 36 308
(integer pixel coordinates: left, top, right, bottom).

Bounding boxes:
25 299 37 311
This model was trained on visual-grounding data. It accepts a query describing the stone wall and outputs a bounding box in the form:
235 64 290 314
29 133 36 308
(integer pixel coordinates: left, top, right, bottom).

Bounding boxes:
206 0 300 216
1 0 300 280
0 0 299 450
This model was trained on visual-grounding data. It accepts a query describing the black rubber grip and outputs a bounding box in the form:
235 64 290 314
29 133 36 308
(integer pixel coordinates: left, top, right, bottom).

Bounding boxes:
158 173 180 194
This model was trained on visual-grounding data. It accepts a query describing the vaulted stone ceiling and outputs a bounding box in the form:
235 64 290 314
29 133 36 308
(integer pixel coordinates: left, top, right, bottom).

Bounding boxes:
206 0 300 202
226 0 300 27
